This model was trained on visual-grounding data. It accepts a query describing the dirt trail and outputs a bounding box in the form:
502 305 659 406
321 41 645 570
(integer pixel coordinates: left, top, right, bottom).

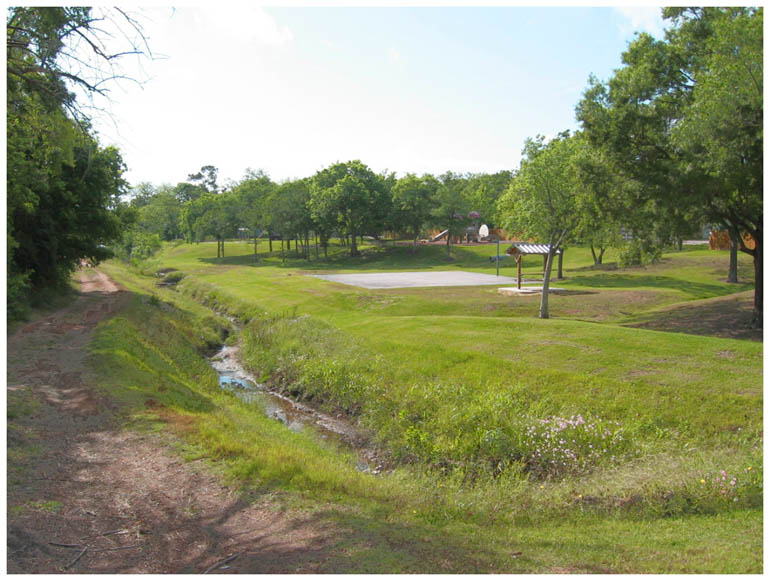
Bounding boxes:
7 269 337 573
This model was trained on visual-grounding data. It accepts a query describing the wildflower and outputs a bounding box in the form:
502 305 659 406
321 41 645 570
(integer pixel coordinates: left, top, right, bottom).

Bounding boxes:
700 479 706 484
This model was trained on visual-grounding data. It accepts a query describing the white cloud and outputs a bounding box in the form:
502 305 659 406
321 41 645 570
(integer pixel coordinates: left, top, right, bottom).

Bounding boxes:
389 46 401 63
614 6 666 39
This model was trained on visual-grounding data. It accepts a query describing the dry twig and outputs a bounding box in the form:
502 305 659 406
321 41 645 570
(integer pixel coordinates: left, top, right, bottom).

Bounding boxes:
203 552 242 574
64 546 88 570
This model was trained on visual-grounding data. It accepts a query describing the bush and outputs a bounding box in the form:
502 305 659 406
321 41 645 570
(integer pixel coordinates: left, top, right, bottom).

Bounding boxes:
619 238 662 267
113 230 162 262
7 268 31 321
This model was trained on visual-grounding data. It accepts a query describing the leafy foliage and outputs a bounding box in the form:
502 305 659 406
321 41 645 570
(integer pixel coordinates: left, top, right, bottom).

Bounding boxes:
577 7 763 326
6 7 143 317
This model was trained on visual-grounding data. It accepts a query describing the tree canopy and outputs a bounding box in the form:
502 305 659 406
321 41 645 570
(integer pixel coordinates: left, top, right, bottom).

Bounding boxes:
576 7 763 326
7 7 144 318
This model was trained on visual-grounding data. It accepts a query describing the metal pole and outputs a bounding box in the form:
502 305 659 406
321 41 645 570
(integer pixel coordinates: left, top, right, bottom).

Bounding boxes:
496 239 500 277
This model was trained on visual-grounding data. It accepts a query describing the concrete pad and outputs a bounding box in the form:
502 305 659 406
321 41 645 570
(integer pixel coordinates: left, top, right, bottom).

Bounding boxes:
498 286 566 296
310 271 520 289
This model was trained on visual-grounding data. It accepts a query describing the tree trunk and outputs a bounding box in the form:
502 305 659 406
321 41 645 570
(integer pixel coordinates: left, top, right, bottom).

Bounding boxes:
557 248 564 280
350 231 359 256
750 236 762 328
590 244 605 265
728 228 739 283
539 247 555 319
269 236 273 253
446 232 451 257
677 237 683 251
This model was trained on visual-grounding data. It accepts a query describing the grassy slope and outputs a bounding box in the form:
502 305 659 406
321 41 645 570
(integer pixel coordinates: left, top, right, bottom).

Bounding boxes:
94 241 762 573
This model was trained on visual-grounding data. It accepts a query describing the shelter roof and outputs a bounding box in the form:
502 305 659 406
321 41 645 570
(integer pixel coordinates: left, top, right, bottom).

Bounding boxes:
506 243 561 255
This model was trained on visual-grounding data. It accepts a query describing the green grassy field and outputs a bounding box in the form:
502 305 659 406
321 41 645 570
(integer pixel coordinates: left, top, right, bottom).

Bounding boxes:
96 239 762 573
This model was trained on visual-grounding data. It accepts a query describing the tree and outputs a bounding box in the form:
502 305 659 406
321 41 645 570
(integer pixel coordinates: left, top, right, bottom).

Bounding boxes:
265 179 314 258
571 138 629 265
188 165 220 193
391 173 438 252
189 193 240 258
463 170 513 228
309 161 387 257
7 7 147 318
231 168 276 258
577 7 763 326
431 171 470 257
135 186 184 241
497 132 581 319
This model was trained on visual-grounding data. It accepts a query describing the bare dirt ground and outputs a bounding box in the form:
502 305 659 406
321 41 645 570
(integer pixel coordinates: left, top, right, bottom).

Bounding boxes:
7 269 339 574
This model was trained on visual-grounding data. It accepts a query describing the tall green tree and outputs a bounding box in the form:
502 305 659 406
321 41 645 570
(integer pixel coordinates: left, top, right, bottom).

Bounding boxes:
463 170 513 228
497 132 581 319
309 160 388 257
135 186 184 241
7 7 140 317
577 7 762 326
391 173 439 252
431 171 470 257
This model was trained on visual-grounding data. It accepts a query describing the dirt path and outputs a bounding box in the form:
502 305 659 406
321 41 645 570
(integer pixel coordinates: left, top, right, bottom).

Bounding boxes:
7 269 338 573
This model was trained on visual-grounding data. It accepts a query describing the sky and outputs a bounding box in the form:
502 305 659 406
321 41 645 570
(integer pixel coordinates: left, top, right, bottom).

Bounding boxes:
84 3 667 189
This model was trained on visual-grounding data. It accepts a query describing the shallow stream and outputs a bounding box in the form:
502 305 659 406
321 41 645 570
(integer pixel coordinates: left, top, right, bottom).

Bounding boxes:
209 343 384 474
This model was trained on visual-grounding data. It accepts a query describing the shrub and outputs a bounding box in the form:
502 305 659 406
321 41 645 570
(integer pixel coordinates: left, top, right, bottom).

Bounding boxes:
619 238 662 267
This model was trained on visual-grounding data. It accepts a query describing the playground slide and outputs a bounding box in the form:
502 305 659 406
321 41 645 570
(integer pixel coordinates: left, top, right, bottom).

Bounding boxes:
431 229 449 242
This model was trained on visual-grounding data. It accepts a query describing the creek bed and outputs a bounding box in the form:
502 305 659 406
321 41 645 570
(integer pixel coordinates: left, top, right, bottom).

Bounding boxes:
210 343 385 474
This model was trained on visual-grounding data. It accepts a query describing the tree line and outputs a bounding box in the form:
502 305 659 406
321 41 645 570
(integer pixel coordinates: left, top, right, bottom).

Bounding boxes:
116 163 514 260
8 7 761 326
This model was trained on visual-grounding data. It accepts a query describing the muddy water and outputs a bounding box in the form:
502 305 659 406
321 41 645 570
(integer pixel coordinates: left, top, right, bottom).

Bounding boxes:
210 344 384 473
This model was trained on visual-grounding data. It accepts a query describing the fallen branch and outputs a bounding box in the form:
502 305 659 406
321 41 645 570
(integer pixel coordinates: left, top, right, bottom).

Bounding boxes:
203 552 242 574
90 544 143 552
97 529 131 537
64 546 88 570
49 542 82 549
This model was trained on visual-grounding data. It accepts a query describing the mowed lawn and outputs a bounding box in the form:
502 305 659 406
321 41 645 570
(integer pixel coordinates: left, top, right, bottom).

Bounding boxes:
102 239 761 572
152 238 761 455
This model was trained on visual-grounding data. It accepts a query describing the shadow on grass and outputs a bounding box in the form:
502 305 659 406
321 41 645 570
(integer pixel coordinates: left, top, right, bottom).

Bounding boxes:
566 273 729 299
623 290 761 342
196 244 502 272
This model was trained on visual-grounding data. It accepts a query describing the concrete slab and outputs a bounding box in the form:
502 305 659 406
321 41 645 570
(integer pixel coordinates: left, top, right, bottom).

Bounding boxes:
310 271 520 289
498 286 566 296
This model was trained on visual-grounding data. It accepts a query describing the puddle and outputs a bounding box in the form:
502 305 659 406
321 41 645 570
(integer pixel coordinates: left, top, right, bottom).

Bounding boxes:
210 344 384 473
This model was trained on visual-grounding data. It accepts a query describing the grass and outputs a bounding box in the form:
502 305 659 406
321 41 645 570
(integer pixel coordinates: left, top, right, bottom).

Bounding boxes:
89 239 762 573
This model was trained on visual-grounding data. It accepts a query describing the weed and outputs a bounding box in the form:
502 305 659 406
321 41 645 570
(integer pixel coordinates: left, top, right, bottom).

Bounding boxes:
521 414 630 478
